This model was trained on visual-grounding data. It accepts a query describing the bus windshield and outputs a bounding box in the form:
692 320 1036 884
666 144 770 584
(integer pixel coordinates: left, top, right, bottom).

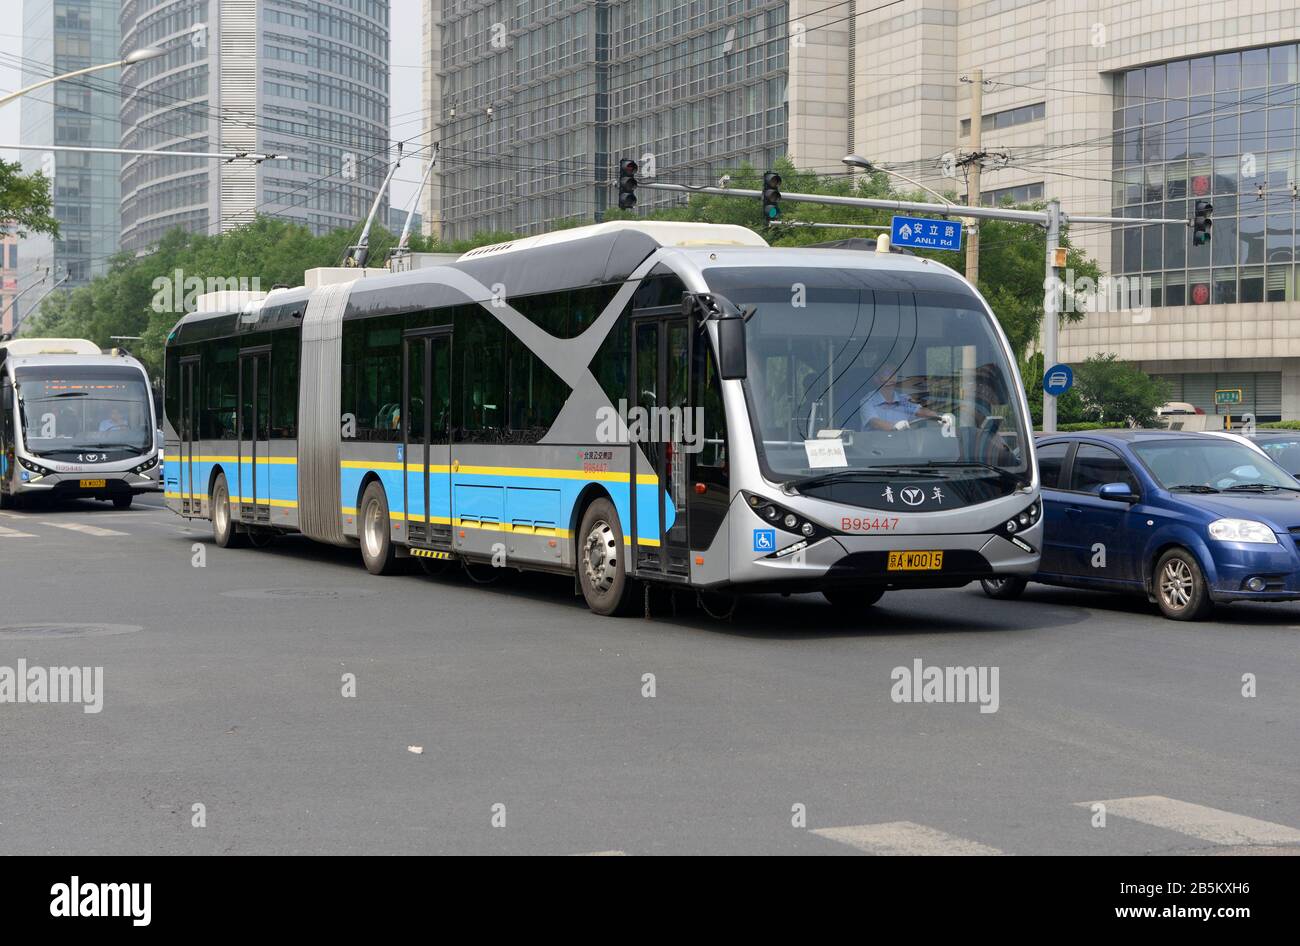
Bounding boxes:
703 266 1030 486
15 365 153 457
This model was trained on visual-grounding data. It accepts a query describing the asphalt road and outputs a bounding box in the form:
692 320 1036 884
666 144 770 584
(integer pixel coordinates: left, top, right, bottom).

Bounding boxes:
1 494 1297 855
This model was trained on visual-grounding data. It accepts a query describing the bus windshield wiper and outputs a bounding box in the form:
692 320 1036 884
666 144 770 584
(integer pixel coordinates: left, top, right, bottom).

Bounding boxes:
784 467 945 492
1167 484 1220 493
900 460 1027 488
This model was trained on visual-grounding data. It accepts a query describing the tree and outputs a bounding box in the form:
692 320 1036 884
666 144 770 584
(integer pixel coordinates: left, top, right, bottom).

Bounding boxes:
1070 354 1171 427
0 160 58 238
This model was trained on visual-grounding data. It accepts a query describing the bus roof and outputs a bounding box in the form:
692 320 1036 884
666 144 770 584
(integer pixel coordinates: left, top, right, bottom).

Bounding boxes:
0 337 102 357
167 221 975 339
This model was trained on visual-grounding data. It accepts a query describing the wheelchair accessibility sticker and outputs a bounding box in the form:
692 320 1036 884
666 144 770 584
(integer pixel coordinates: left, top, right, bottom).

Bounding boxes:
753 529 776 552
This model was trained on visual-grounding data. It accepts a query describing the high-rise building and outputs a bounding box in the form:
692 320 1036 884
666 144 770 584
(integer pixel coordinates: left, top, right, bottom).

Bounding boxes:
850 2 1300 420
424 0 817 241
119 0 392 253
19 0 122 288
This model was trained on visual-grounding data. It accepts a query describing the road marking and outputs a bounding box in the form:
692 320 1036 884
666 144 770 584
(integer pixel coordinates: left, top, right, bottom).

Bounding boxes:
38 521 129 537
0 524 37 538
812 821 1004 856
1077 795 1300 845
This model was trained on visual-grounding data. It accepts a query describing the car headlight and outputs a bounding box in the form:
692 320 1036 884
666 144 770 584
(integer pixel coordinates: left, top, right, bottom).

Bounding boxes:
1208 518 1278 544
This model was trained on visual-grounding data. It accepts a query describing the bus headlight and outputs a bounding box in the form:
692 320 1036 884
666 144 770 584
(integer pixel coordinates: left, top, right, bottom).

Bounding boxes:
130 456 159 475
1208 518 1277 544
18 457 52 477
742 491 827 546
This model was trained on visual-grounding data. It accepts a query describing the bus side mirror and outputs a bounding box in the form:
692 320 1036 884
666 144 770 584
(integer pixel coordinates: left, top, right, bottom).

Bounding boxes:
684 292 747 381
717 315 747 381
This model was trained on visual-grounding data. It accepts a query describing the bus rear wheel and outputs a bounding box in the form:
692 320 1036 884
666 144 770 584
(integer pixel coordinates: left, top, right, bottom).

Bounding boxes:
211 472 245 548
577 498 637 616
359 482 399 576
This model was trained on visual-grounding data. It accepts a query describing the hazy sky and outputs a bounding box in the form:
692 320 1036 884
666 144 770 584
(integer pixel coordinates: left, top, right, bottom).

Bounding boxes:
0 1 426 213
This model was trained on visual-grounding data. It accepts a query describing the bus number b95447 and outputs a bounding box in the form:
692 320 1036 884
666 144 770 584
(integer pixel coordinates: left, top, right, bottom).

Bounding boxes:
841 516 900 533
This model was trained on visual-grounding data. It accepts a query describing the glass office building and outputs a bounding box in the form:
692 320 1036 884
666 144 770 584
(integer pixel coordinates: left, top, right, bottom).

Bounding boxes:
433 0 789 241
20 0 122 287
120 0 390 253
1112 43 1300 310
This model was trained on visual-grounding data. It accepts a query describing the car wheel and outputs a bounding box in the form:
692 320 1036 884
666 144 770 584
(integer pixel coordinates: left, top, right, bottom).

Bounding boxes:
980 576 1028 599
577 497 637 616
823 586 885 609
112 494 133 510
211 472 245 548
1154 548 1213 621
358 482 399 575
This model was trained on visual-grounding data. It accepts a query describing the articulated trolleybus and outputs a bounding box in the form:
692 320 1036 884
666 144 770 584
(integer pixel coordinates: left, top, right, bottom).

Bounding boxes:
163 222 1041 615
1 338 160 509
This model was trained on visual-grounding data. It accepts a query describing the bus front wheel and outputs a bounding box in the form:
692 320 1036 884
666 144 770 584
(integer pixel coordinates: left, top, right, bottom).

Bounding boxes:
112 495 133 510
577 498 637 616
211 472 245 548
359 482 399 576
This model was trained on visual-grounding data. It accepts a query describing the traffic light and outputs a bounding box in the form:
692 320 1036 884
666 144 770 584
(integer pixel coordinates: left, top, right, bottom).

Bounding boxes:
1193 200 1213 246
617 159 638 211
762 172 782 223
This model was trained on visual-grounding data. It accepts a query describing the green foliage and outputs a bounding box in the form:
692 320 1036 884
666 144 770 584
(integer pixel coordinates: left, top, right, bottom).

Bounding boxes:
1024 354 1170 428
1260 420 1300 429
0 160 59 238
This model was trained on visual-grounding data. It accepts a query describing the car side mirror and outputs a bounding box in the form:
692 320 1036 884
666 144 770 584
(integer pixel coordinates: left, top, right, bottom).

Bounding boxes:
1098 482 1138 503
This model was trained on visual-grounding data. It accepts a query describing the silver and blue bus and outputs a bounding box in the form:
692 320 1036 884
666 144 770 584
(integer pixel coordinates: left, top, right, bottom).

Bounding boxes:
1 338 161 509
163 222 1041 614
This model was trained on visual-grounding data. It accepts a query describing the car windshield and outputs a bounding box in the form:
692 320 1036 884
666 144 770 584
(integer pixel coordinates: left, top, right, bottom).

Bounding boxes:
702 266 1030 484
1254 437 1300 475
15 365 153 455
1133 439 1300 490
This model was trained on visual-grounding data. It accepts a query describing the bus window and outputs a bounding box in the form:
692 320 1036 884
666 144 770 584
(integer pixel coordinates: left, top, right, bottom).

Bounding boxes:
456 307 505 439
202 339 238 440
271 331 299 439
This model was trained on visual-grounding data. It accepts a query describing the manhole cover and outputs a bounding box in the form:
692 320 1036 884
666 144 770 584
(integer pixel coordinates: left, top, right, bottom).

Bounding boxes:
0 623 142 640
221 587 378 601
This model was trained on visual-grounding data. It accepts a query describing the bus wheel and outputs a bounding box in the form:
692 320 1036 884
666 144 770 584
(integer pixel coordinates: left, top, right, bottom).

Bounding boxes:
112 495 133 510
823 586 885 609
359 482 399 576
211 473 245 548
980 576 1027 599
577 498 636 616
1155 548 1213 621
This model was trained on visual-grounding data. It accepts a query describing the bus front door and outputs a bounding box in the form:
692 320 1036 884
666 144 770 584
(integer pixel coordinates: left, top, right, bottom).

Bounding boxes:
179 357 200 514
631 311 691 579
404 329 451 548
237 348 271 523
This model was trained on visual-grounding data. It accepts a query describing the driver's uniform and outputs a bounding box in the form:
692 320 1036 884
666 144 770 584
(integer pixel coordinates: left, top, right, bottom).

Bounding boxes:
859 389 924 429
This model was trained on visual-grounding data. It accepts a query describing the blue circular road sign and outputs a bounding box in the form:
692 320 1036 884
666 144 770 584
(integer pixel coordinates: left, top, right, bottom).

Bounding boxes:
1043 364 1074 397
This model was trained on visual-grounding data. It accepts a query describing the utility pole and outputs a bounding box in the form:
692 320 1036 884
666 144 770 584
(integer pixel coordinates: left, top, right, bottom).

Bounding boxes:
965 68 984 287
641 182 1185 434
1041 199 1063 435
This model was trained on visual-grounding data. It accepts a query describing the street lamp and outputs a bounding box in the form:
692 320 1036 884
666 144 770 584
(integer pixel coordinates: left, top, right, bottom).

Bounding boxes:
0 47 165 108
842 154 956 209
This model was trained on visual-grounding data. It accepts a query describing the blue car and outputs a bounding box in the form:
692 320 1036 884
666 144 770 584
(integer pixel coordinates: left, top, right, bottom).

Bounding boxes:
980 430 1300 620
